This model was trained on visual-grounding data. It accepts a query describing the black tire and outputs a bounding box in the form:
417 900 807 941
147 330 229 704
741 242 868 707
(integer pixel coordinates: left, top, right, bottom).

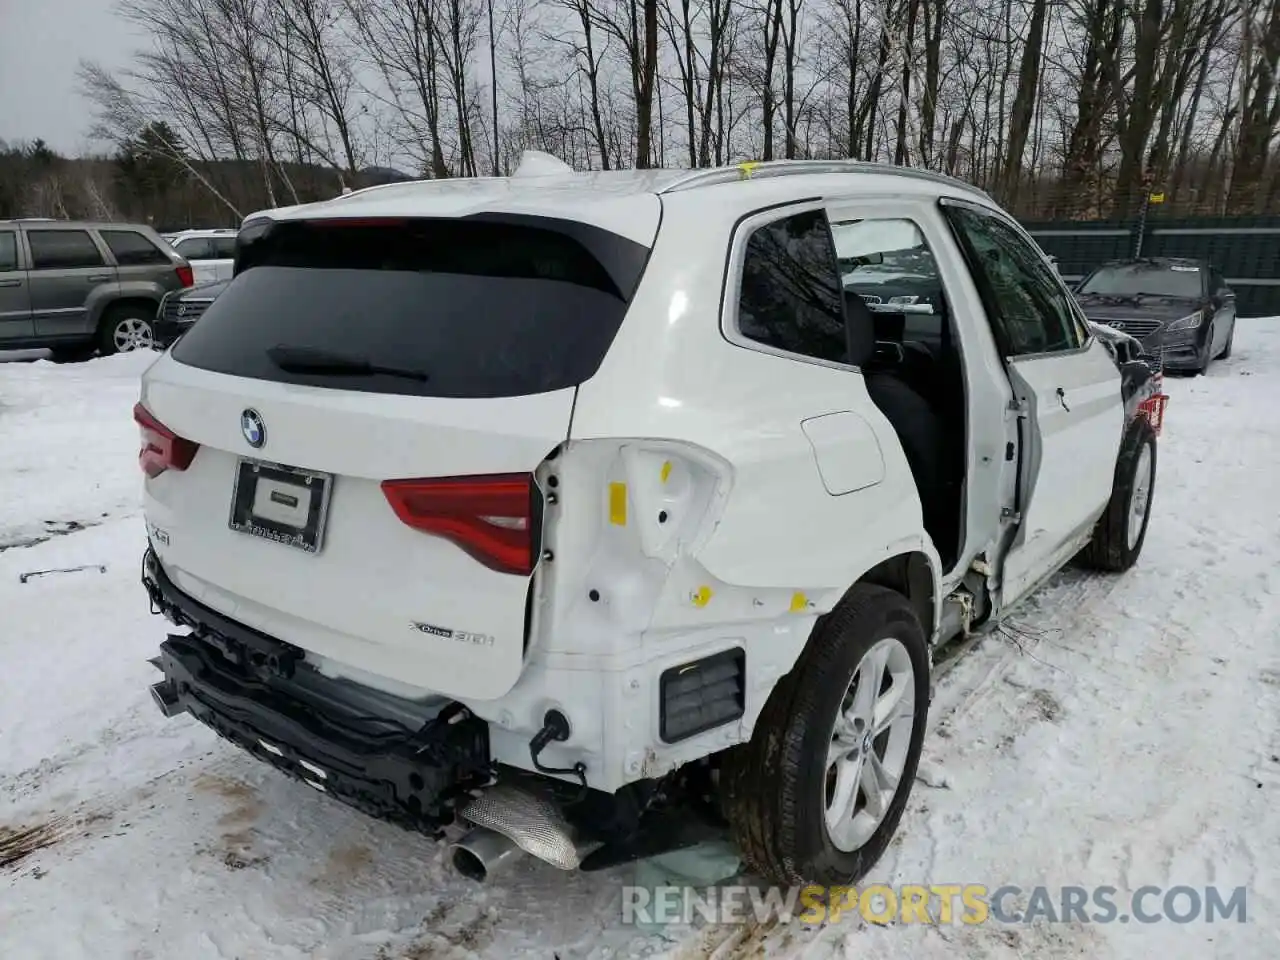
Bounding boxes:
97 304 156 356
1080 416 1157 572
1218 323 1234 359
49 344 96 363
722 584 930 886
1195 325 1214 375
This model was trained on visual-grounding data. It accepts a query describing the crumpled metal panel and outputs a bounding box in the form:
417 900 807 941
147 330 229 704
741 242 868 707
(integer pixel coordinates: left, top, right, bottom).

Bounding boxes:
457 784 581 870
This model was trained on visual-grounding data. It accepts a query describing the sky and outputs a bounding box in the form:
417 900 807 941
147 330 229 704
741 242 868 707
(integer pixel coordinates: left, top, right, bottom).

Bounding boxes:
0 0 138 155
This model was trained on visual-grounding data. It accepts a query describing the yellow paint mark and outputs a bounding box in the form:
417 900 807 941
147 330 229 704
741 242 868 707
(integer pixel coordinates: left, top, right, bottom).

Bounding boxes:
692 586 713 608
608 482 628 526
660 460 672 484
737 161 762 179
790 591 809 613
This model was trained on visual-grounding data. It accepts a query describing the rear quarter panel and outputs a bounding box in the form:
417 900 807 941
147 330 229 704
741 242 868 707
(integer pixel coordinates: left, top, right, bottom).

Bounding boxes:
570 195 933 606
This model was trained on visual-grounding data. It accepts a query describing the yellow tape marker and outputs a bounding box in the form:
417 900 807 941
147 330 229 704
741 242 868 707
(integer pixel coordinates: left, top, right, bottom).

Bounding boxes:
609 482 627 526
660 460 672 484
738 161 762 179
790 591 809 613
692 586 713 608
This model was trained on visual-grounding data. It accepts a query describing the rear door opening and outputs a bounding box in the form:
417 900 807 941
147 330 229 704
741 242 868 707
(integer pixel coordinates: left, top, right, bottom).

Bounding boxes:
142 214 652 700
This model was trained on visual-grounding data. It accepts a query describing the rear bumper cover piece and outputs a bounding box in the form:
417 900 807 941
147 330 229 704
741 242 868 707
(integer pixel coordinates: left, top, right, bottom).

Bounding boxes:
142 547 490 833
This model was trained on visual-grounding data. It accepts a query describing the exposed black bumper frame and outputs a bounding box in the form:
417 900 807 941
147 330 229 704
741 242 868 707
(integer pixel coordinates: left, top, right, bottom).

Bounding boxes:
142 547 490 834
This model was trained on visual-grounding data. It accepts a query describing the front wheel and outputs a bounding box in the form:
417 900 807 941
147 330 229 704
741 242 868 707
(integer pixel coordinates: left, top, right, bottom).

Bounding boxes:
1218 322 1235 359
1195 325 1215 375
97 306 156 355
1080 417 1157 572
723 584 930 885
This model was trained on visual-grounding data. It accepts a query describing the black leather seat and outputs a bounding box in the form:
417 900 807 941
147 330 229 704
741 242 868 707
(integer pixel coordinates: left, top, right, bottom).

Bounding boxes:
844 293 954 563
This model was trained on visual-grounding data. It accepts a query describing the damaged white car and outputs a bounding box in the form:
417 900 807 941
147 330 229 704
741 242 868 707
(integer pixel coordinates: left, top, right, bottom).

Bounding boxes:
138 157 1166 886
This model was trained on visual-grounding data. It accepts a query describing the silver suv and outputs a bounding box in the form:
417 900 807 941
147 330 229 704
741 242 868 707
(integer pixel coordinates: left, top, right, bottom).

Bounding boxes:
0 220 194 360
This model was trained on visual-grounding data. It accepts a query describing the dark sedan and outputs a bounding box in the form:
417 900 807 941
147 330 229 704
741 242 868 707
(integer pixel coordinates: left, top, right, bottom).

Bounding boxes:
153 279 229 349
1072 257 1237 374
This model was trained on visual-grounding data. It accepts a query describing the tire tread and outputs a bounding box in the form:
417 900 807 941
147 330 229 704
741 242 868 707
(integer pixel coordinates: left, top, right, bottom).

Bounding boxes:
724 584 927 885
1081 417 1157 572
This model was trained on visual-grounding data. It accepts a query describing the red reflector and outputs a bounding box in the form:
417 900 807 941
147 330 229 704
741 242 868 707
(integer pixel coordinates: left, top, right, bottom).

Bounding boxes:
382 474 537 575
134 402 199 478
175 264 194 287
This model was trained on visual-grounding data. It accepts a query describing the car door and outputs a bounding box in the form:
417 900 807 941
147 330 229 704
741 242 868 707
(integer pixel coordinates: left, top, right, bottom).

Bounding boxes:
942 200 1123 607
25 227 116 338
173 236 217 284
0 228 34 344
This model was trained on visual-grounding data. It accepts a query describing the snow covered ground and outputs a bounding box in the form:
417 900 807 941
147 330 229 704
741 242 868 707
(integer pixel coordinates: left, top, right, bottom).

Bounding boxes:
2 329 1278 959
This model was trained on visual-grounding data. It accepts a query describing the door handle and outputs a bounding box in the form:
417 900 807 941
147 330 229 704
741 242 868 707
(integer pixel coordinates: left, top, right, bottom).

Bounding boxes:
0 279 20 288
1056 387 1070 412
87 274 112 282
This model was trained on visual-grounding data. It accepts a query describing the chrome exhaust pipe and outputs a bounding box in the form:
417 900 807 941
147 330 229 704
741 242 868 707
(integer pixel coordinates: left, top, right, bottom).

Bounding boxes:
449 827 524 882
150 680 186 719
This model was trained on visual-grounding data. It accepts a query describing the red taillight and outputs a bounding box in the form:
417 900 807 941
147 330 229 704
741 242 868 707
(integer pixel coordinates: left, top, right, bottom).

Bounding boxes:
382 474 537 575
175 264 194 287
134 402 199 478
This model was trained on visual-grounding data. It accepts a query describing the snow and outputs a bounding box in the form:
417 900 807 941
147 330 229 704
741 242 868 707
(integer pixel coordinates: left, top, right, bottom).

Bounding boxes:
3 332 1279 959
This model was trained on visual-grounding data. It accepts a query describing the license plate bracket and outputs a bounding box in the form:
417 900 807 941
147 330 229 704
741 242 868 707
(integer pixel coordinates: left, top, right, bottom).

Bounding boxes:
229 459 333 554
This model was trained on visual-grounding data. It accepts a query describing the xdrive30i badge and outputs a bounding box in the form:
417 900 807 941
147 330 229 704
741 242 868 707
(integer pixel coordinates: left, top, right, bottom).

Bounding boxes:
411 621 495 647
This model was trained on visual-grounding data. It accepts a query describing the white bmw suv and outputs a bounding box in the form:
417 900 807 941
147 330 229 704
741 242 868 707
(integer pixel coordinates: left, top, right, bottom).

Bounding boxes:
139 157 1164 885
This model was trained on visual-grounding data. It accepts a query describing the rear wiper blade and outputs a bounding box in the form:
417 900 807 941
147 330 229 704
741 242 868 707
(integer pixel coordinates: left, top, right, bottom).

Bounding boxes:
266 345 429 382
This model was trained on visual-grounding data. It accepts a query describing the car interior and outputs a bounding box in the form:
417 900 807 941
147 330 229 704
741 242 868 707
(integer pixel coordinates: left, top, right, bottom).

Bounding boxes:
834 221 967 570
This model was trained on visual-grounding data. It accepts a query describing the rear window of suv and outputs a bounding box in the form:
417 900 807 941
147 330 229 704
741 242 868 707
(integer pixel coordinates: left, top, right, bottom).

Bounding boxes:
171 216 650 398
101 229 171 266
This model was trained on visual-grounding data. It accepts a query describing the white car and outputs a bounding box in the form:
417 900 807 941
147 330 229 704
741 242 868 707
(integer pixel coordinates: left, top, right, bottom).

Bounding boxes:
138 157 1164 887
163 229 237 284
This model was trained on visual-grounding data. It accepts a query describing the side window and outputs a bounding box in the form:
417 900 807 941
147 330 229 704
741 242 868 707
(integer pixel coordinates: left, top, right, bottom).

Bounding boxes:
101 230 171 266
831 216 945 349
736 209 847 364
944 205 1082 356
0 232 17 271
212 237 238 259
175 237 214 260
27 230 106 270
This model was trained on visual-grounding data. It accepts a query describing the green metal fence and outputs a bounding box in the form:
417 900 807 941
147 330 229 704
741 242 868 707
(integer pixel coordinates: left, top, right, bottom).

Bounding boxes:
1021 216 1280 317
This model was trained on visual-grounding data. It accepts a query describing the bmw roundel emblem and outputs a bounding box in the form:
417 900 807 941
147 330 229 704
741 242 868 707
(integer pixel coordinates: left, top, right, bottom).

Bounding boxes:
241 408 266 448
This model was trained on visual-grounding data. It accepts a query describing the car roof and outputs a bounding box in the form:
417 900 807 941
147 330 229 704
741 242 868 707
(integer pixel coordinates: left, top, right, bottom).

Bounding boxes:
245 160 995 246
1097 256 1207 270
169 228 237 236
0 219 158 230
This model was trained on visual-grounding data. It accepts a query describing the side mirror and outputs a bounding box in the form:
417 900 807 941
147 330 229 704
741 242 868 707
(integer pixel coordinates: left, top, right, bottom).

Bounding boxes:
1222 288 1236 302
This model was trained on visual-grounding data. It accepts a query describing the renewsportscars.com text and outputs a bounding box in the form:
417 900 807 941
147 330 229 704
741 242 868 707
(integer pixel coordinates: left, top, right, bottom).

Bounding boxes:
621 884 1248 927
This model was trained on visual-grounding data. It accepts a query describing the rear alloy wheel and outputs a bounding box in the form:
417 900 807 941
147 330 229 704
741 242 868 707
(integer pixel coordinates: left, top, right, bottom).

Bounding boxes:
1080 416 1157 572
723 584 929 885
99 307 155 355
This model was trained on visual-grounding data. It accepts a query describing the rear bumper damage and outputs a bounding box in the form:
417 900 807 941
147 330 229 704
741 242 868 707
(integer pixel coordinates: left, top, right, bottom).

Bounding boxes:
142 547 491 834
140 547 732 870
141 546 729 874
